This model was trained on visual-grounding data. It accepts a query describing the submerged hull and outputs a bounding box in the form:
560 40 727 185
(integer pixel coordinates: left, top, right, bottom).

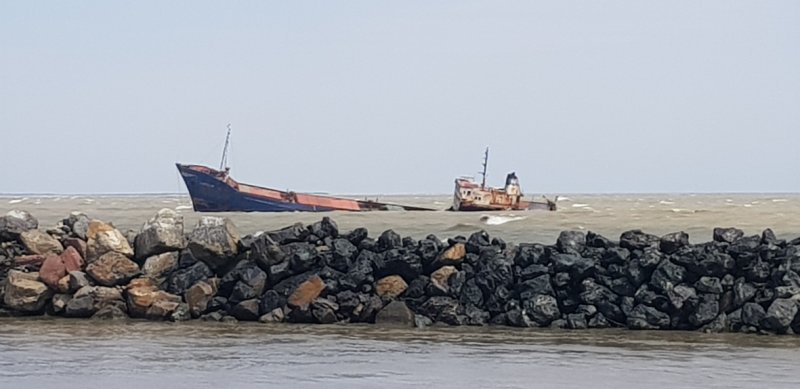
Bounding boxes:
451 177 557 212
176 164 433 212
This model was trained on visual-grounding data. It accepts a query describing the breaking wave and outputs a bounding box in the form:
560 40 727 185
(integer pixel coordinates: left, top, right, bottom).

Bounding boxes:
479 215 527 226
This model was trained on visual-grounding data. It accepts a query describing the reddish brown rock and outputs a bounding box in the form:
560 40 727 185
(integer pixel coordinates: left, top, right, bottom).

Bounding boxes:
14 254 46 267
126 278 181 318
287 275 325 310
185 278 219 317
60 246 84 272
62 237 87 260
376 275 408 299
86 251 140 286
39 254 67 289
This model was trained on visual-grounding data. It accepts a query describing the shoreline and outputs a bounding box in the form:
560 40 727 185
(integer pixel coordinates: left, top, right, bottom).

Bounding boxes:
1 209 799 335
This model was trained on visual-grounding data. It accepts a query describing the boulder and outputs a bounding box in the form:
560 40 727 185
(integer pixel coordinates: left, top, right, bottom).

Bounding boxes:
86 220 134 262
519 274 555 300
627 304 670 330
142 252 179 281
375 275 408 299
185 278 219 317
134 209 186 259
51 293 72 314
86 251 141 286
713 227 744 244
659 232 689 254
67 271 92 293
689 295 720 327
230 299 261 321
0 210 38 240
62 238 88 260
761 299 798 333
556 231 586 254
650 260 686 293
309 217 338 239
419 296 464 325
13 254 47 267
741 302 766 328
186 216 240 270
92 304 128 320
38 254 67 289
125 278 181 318
3 270 52 312
66 285 124 317
430 266 458 294
259 308 286 323
167 261 213 295
60 246 84 272
619 230 660 251
375 300 415 326
435 243 466 267
525 294 561 326
19 230 63 255
377 230 402 251
63 212 90 240
287 275 325 310
311 298 339 324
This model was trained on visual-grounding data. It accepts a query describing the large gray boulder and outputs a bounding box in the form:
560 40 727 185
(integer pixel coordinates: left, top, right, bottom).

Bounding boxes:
0 210 38 241
20 230 64 255
187 216 240 270
134 209 186 259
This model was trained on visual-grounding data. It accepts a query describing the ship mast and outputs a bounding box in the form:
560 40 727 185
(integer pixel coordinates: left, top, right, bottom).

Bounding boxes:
219 124 231 171
480 147 488 189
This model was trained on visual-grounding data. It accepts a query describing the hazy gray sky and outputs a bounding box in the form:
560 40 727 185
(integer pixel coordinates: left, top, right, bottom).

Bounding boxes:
2 1 798 194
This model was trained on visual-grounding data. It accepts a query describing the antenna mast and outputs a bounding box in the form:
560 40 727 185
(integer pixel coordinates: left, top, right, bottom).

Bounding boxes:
480 147 489 189
219 124 232 171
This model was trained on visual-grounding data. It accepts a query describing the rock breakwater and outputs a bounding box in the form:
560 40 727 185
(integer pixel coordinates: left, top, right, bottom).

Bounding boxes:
1 209 800 335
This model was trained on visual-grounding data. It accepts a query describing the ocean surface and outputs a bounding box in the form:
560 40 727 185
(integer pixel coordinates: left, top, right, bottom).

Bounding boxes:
1 193 800 388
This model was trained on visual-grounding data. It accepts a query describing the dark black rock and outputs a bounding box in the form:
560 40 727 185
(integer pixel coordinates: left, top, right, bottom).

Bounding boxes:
466 231 491 254
265 223 308 245
375 300 415 326
634 285 670 312
167 261 213 295
518 274 555 300
523 294 560 326
419 296 464 325
377 230 402 251
689 294 720 327
586 231 613 249
627 304 670 330
311 297 339 324
660 232 689 254
620 230 660 251
268 261 293 285
259 290 286 315
557 231 586 254
588 312 611 328
229 299 260 321
250 235 285 272
517 264 549 281
566 313 588 329
760 298 798 333
761 228 778 245
340 228 366 247
551 253 594 279
372 249 422 281
309 217 338 240
579 278 618 305
650 260 686 293
695 276 723 294
713 227 744 244
601 247 630 267
733 278 757 307
463 304 490 326
667 284 698 311
283 242 318 273
741 302 766 328
513 243 546 267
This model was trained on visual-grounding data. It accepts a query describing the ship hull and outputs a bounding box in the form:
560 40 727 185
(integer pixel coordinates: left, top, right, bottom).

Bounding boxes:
176 164 432 212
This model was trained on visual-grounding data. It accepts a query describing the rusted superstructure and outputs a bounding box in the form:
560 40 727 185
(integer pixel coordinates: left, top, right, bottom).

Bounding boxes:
451 148 557 212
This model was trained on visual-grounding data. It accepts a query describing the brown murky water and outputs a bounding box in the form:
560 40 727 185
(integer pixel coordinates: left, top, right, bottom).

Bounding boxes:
1 194 799 388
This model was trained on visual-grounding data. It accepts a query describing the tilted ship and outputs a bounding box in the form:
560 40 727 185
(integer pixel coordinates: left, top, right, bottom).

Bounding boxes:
177 128 433 212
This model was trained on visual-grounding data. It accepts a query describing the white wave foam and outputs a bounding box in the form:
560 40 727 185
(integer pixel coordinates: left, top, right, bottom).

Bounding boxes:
557 196 570 202
572 204 589 208
659 200 675 205
175 205 193 211
479 215 527 225
772 199 788 203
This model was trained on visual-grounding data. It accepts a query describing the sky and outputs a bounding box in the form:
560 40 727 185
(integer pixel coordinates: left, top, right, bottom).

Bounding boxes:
1 1 798 195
